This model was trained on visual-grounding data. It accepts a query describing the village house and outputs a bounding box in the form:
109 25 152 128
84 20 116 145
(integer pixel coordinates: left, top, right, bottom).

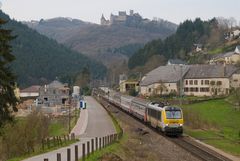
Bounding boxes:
38 80 70 107
119 74 139 93
230 69 240 89
119 80 139 93
210 46 240 65
167 59 187 65
194 44 203 52
183 64 239 97
225 29 240 40
139 64 240 97
140 65 189 96
20 85 41 98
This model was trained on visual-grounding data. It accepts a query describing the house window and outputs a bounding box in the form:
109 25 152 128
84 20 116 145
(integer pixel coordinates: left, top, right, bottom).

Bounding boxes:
44 97 48 101
205 80 209 85
217 81 222 86
200 87 210 92
148 88 152 93
194 80 198 85
190 80 193 85
201 80 204 85
185 80 188 85
210 81 215 85
184 88 189 92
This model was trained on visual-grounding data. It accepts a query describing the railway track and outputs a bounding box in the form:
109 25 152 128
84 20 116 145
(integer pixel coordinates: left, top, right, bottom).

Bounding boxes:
169 137 232 161
95 95 233 161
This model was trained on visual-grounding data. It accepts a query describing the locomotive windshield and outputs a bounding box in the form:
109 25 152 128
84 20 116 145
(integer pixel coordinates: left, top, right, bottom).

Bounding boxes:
165 110 182 119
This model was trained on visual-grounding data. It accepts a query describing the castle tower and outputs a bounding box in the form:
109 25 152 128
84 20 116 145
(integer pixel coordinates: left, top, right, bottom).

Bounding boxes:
101 14 109 25
130 10 134 16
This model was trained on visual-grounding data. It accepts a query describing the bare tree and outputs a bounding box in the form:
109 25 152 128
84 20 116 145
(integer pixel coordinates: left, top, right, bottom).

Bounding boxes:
154 81 167 96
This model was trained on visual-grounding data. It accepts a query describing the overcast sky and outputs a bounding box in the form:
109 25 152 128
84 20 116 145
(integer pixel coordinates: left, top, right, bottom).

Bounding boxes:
0 0 239 25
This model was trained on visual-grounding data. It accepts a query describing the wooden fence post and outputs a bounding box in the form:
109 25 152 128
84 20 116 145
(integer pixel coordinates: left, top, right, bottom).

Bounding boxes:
91 139 94 153
63 135 66 144
102 137 105 148
57 153 61 161
53 137 56 147
42 138 45 150
67 148 71 161
47 138 50 149
82 144 86 161
99 137 102 150
75 145 78 161
87 141 90 157
95 137 98 150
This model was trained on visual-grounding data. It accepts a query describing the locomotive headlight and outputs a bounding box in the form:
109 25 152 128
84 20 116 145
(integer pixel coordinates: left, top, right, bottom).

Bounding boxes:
165 124 169 126
179 124 183 126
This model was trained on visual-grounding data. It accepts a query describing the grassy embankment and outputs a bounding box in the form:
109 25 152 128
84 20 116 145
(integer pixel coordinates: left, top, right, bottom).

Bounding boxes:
208 39 239 55
182 99 240 156
49 110 80 136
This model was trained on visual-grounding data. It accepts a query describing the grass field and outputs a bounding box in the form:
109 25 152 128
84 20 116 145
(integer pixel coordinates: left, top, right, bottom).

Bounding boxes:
183 99 240 155
49 110 80 136
80 133 128 161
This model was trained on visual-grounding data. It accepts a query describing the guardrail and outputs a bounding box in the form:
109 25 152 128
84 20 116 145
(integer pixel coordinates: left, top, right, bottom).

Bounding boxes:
41 133 76 150
43 133 121 161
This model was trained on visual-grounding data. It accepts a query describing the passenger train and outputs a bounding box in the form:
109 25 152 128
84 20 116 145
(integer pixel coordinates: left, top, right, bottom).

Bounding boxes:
95 88 183 135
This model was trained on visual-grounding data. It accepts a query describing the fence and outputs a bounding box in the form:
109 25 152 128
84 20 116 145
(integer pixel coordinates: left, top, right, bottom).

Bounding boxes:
43 132 122 161
42 133 76 151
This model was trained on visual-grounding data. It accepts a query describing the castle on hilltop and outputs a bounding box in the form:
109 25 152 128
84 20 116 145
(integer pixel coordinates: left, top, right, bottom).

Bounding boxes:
101 10 141 26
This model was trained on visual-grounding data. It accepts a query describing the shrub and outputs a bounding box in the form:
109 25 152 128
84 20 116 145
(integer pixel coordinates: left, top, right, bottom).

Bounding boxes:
0 112 50 160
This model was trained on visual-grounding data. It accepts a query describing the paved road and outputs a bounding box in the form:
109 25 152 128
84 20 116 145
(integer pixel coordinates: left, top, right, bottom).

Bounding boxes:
24 96 116 161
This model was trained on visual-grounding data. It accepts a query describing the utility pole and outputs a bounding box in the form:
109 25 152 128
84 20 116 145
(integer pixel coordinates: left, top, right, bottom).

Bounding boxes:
179 65 183 106
68 100 71 134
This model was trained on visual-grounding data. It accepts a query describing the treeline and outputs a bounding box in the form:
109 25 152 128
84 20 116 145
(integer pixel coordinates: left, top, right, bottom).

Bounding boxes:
0 10 106 87
128 18 223 69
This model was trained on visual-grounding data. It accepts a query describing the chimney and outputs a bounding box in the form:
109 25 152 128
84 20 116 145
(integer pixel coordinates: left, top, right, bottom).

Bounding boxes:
222 64 226 77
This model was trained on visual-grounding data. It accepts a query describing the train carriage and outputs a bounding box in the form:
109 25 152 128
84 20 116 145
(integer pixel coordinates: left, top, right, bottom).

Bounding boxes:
120 95 134 112
97 88 183 136
131 98 150 120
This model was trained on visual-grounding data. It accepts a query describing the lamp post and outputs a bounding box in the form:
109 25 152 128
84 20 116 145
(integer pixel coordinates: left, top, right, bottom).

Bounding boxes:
179 65 183 106
68 102 71 134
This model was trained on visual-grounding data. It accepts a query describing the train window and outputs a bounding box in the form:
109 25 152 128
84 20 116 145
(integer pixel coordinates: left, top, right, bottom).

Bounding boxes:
158 111 162 120
166 110 182 119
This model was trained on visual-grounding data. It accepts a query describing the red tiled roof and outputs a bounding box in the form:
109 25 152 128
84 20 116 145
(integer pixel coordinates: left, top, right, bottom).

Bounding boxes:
20 85 41 93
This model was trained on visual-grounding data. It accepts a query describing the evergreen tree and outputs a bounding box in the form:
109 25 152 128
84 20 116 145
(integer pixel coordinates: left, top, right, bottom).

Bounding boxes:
0 19 18 127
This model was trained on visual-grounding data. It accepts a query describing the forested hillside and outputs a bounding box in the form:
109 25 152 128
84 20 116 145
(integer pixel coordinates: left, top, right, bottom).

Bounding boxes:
25 16 177 67
128 18 225 69
0 10 106 87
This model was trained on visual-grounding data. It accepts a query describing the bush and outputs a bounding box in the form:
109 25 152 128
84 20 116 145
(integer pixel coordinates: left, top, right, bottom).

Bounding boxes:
0 112 50 160
128 88 138 96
